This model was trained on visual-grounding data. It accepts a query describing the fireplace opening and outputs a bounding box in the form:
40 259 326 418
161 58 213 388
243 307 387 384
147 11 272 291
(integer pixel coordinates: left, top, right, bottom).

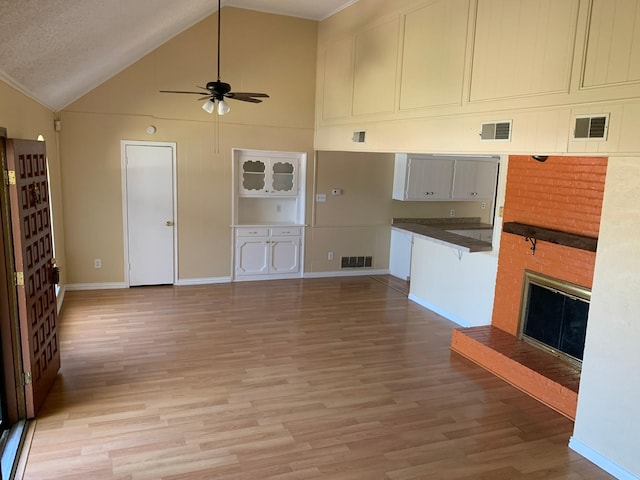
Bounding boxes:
518 270 591 366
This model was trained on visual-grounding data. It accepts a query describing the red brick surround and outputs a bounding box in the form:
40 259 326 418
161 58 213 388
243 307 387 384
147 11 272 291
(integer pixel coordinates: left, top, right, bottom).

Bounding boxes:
493 155 606 334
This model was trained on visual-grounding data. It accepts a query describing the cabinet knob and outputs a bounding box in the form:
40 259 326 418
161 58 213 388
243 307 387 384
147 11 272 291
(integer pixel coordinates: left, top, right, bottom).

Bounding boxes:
471 192 478 196
165 221 174 226
424 192 434 196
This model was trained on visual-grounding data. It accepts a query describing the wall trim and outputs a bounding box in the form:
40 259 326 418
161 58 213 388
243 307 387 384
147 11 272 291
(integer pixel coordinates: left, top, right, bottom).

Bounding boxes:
175 277 231 286
65 282 127 291
408 293 474 327
569 437 639 480
303 269 389 279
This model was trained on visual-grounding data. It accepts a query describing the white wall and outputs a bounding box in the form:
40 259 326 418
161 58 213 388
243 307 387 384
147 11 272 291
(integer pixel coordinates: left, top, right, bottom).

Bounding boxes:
570 156 640 480
409 237 498 327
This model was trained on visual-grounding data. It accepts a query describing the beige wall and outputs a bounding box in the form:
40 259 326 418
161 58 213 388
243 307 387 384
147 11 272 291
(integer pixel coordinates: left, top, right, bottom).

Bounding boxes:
308 151 489 272
0 81 67 285
60 8 318 284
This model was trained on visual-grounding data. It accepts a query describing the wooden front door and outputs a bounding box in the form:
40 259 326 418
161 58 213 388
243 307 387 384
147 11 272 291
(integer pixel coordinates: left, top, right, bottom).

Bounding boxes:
5 139 59 417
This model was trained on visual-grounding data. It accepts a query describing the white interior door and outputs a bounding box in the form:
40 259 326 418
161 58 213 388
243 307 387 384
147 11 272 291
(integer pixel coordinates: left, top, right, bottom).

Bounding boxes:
125 144 175 286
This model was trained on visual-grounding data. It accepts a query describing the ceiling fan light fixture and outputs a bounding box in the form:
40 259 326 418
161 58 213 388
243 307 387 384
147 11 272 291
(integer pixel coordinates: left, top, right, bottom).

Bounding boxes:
217 99 231 115
202 99 215 114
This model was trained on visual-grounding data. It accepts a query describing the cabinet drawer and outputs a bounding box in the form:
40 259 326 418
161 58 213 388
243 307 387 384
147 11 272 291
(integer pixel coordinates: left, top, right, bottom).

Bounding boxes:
270 227 301 236
236 227 270 237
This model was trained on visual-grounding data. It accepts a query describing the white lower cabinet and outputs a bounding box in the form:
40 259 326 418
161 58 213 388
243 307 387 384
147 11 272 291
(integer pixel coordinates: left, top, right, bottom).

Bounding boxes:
235 226 301 280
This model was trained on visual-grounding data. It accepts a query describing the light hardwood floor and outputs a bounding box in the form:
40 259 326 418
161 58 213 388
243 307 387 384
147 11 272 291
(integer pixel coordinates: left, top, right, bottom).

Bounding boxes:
22 277 612 479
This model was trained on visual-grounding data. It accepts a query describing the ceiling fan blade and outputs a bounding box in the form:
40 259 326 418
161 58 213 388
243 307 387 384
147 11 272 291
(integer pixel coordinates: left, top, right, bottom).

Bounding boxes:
227 92 270 99
160 90 206 95
228 96 263 103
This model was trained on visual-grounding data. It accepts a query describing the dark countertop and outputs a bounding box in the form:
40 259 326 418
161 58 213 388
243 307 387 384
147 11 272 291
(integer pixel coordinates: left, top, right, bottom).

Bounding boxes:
392 217 493 253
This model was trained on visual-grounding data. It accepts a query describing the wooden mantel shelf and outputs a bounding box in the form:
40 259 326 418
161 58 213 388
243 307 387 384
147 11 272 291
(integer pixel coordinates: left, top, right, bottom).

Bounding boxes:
503 222 598 252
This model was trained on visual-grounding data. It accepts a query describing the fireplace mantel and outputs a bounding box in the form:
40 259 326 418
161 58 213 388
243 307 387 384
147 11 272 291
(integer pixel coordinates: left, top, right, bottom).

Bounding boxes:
503 222 598 252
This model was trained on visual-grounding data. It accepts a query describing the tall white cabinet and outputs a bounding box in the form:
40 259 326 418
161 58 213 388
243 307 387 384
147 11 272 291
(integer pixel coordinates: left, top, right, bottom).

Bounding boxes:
232 149 306 281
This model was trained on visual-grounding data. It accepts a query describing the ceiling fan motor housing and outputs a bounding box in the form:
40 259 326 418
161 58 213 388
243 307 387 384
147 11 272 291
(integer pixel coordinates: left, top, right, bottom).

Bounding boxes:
207 81 231 99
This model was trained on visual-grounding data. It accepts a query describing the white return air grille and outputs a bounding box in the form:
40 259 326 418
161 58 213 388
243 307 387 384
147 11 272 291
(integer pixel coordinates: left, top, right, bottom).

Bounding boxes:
573 114 609 140
480 120 512 141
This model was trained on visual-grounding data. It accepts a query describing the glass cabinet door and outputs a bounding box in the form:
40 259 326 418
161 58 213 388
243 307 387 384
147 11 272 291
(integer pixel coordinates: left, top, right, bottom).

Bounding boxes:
271 161 295 193
241 160 266 193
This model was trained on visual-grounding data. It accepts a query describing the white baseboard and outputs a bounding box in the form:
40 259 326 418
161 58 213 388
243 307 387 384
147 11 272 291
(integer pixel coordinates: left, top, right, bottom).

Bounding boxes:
175 277 231 286
569 437 639 480
65 282 127 291
408 293 472 327
304 269 389 279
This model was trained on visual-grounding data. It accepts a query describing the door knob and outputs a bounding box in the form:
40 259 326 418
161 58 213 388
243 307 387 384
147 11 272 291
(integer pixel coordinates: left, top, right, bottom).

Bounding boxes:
165 221 174 226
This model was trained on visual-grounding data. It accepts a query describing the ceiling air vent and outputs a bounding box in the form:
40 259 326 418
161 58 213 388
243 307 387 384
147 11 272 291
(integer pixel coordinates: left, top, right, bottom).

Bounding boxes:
573 114 609 140
352 131 366 143
480 120 512 141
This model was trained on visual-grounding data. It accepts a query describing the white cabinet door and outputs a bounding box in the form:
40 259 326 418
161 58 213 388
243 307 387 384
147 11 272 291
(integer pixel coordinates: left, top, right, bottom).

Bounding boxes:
235 237 269 275
405 157 454 200
270 237 300 274
452 160 498 200
239 157 298 197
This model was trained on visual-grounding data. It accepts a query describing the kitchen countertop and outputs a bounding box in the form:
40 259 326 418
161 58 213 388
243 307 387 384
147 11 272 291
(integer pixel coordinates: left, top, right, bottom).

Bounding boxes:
392 217 493 253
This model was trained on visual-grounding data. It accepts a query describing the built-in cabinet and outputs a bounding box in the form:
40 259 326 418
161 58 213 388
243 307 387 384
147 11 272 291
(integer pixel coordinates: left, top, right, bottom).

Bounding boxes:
235 227 301 278
393 154 499 202
232 149 306 281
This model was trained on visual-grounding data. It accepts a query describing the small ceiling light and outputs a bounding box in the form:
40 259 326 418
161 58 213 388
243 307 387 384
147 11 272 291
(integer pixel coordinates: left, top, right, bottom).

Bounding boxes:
202 99 215 114
217 99 230 116
146 126 156 135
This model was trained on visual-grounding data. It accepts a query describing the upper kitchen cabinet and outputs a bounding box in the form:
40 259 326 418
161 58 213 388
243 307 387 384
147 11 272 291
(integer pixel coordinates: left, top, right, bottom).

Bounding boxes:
451 159 499 200
470 0 579 102
238 155 299 197
393 154 499 201
400 0 469 110
393 154 454 200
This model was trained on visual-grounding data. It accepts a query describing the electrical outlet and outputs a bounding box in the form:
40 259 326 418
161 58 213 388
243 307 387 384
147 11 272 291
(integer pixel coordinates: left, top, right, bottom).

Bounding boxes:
449 209 455 217
316 194 326 203
328 251 334 260
481 201 486 209
94 259 101 269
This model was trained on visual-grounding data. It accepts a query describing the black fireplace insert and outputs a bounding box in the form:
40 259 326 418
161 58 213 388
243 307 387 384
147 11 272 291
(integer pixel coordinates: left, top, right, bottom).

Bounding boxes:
518 270 591 365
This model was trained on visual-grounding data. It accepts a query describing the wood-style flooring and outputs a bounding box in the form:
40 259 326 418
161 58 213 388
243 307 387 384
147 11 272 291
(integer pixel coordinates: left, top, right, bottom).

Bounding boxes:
21 276 612 479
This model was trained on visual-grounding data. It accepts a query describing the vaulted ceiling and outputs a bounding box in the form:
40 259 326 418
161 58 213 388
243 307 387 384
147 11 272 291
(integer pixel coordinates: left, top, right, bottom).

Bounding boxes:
0 0 356 110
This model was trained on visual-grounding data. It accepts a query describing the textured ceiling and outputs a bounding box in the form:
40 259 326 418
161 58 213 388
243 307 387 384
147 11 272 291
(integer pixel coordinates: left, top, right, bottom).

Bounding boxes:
0 0 356 110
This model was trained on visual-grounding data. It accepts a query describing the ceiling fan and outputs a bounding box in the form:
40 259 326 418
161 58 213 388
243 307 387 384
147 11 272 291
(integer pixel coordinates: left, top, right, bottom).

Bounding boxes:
160 0 269 115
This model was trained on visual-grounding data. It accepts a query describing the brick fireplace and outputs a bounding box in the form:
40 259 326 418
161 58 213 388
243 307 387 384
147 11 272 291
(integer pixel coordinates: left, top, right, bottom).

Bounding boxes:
451 155 607 419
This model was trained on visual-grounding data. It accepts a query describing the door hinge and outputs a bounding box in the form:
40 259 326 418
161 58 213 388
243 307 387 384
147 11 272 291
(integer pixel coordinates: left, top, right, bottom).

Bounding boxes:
15 271 24 286
22 371 32 385
5 170 16 186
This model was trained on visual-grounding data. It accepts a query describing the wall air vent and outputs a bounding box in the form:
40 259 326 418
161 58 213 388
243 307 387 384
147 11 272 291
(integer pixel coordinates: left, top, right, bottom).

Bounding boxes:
352 131 366 143
341 256 373 268
480 120 512 141
573 114 609 140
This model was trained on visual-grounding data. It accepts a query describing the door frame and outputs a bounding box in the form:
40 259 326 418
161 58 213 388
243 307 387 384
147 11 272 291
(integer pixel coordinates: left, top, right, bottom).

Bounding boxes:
120 141 178 287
